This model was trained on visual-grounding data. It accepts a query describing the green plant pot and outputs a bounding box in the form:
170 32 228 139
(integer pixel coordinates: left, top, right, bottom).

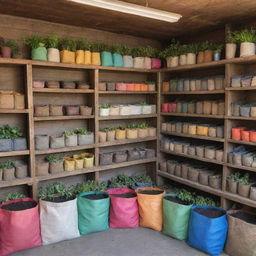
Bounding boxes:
101 51 113 66
113 53 123 67
31 47 47 61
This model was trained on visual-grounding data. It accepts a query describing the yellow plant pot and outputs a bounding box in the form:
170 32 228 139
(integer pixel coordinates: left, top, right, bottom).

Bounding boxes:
60 50 75 64
91 52 101 65
83 153 94 168
188 124 197 135
64 157 75 171
115 129 126 140
197 125 209 136
76 50 85 64
84 50 92 65
75 158 84 170
126 129 138 139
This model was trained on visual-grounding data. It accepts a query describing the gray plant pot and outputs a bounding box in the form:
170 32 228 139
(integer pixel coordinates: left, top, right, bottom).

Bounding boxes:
113 151 128 163
145 148 155 158
242 153 254 167
0 138 13 152
35 135 49 150
188 145 196 156
240 105 251 117
13 138 27 151
127 149 140 161
107 82 116 91
181 102 188 113
123 55 133 68
175 122 183 133
217 126 224 138
136 147 147 159
160 162 167 172
3 167 15 181
78 133 94 146
231 76 241 88
231 103 241 116
100 152 113 165
50 135 65 149
65 134 78 147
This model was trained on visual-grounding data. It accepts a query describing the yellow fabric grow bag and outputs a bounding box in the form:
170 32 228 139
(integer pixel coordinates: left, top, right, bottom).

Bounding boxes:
60 50 75 64
76 50 85 64
197 125 209 136
91 52 101 66
84 50 92 65
64 157 75 171
188 124 197 135
75 158 84 170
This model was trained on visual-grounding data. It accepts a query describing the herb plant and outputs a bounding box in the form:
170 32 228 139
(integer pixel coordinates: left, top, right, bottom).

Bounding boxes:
226 31 237 44
38 183 73 200
59 38 76 51
112 44 123 54
24 35 45 49
99 103 110 109
234 28 256 43
75 128 89 135
46 154 63 163
2 192 25 203
121 45 133 56
64 130 75 136
45 34 59 48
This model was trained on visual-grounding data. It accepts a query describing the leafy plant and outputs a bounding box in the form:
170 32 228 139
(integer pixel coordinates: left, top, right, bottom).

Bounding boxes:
118 125 126 130
200 41 213 51
64 130 75 136
238 173 250 185
99 103 110 109
211 42 223 53
132 47 144 57
234 28 256 43
176 189 194 203
38 183 73 200
0 125 23 139
137 122 149 129
2 192 25 203
75 128 89 135
46 154 63 163
104 126 116 132
127 124 137 130
45 34 59 48
1 160 15 169
99 43 111 52
136 101 147 106
76 39 90 50
226 30 237 44
112 44 123 54
187 43 201 54
72 180 106 195
179 44 189 55
24 35 45 49
140 46 158 58
90 43 101 52
121 45 133 56
59 38 76 51
228 172 241 182
108 174 133 188
131 174 152 184
159 39 180 58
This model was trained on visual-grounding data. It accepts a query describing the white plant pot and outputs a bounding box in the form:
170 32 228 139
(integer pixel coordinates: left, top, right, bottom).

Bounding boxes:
170 56 179 67
225 43 236 59
109 105 120 116
179 54 187 65
47 48 60 62
240 42 255 57
166 57 172 68
123 55 133 68
142 105 152 115
99 108 110 116
186 53 196 64
150 104 156 114
119 105 131 115
144 57 151 69
133 57 144 69
130 105 142 115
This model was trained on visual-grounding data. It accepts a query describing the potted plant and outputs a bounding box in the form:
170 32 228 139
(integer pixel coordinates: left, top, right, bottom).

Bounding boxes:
11 41 21 59
179 44 188 65
100 43 113 67
64 157 75 171
226 30 237 59
38 183 79 245
142 46 153 69
59 38 76 64
151 48 161 69
82 152 94 168
204 41 215 62
99 103 110 116
1 40 18 58
160 40 180 68
82 40 91 65
75 128 94 145
112 44 123 67
75 39 86 64
186 43 199 65
90 43 101 65
46 154 64 174
137 123 149 138
45 34 60 62
212 43 223 61
64 130 77 147
121 45 133 68
115 125 126 140
12 126 27 151
105 126 116 142
227 172 240 194
234 27 256 57
132 47 144 69
2 160 15 181
237 173 251 197
25 35 47 61
197 42 205 63
126 124 138 139
0 125 13 152
99 128 107 143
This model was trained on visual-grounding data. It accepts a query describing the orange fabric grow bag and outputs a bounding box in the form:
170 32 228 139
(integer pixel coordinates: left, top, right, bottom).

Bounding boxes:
232 127 246 140
134 84 141 91
249 131 256 143
140 84 148 91
241 130 250 142
84 50 92 65
126 83 135 91
91 52 101 66
136 187 165 231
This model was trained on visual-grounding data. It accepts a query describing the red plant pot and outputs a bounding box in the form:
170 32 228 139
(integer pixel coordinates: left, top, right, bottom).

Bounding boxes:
250 131 256 143
151 58 162 69
1 46 11 58
126 83 135 91
115 83 126 91
241 130 250 141
231 127 246 140
168 103 174 113
162 103 168 113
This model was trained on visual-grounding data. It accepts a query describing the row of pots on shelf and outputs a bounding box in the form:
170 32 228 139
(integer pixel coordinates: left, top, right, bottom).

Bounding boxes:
231 102 256 117
232 126 256 143
99 147 155 166
0 91 25 109
162 76 225 92
35 129 94 150
99 103 156 116
162 100 225 115
34 104 93 117
98 124 156 143
36 152 94 176
99 81 156 92
162 121 224 138
0 160 28 181
161 138 224 162
231 74 256 88
33 81 90 89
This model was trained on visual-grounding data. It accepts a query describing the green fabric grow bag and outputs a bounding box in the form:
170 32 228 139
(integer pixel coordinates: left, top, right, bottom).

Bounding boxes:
162 194 192 240
31 47 47 61
77 191 110 235
113 53 123 67
101 51 113 66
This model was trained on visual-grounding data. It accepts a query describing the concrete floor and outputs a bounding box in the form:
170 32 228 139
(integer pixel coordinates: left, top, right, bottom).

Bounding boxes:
14 228 228 256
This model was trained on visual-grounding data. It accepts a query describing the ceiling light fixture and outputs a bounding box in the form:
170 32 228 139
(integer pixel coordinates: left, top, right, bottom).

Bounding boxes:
68 0 182 23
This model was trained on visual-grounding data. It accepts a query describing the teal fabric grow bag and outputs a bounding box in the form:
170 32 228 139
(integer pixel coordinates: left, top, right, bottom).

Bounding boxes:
31 47 47 61
77 191 110 235
187 206 228 256
113 53 123 67
101 51 113 66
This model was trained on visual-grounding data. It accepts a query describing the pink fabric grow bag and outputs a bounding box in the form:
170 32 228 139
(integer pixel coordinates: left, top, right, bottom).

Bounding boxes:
151 58 162 69
115 83 127 91
108 188 139 229
0 198 42 256
162 103 168 113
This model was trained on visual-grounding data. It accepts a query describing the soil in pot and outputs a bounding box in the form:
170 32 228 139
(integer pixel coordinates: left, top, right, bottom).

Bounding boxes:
83 193 109 200
194 208 225 218
138 190 163 195
111 192 136 198
43 195 74 203
165 196 192 205
1 201 37 211
231 211 256 224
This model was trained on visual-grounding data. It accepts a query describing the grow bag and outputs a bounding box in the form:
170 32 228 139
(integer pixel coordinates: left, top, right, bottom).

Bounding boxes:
0 198 41 256
187 206 228 256
31 47 47 61
77 191 110 235
40 198 80 245
113 53 123 67
101 51 113 66
225 210 256 256
107 188 139 228
135 187 165 231
162 194 192 240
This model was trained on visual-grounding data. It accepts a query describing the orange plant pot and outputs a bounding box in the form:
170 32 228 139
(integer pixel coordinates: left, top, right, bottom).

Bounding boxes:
249 131 256 143
140 84 148 91
126 83 135 91
241 130 250 142
134 84 141 91
231 127 246 140
162 82 170 92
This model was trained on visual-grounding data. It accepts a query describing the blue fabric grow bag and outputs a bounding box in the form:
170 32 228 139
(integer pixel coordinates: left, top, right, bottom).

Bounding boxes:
187 206 228 256
113 53 123 67
101 51 113 66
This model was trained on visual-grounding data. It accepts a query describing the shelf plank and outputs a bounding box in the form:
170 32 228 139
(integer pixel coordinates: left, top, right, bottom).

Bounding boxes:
99 114 157 120
160 149 224 165
228 139 256 146
99 91 157 94
36 158 157 181
98 136 157 148
226 116 256 120
161 130 224 142
34 115 95 121
161 90 225 95
224 191 256 208
33 88 94 94
0 150 30 157
35 144 96 155
226 86 256 91
226 163 256 173
161 112 224 119
0 177 34 188
0 109 29 114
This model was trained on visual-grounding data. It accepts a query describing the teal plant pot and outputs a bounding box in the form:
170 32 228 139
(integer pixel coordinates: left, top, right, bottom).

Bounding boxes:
31 47 47 61
113 53 123 67
101 51 113 66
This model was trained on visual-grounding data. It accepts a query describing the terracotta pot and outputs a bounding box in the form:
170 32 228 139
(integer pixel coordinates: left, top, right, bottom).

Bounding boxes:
186 53 196 65
188 167 200 182
197 51 204 64
232 127 245 140
249 185 256 201
226 43 236 59
49 161 64 174
126 83 135 91
179 54 187 65
209 174 222 189
249 130 256 143
34 105 49 117
115 129 126 140
99 131 107 143
204 50 213 62
36 161 49 176
49 104 63 116
107 130 116 141
181 163 189 179
115 83 126 91
1 46 11 58
238 183 251 198
80 106 92 116
126 129 138 139
240 42 255 57
3 167 15 181
140 84 148 91
227 179 238 194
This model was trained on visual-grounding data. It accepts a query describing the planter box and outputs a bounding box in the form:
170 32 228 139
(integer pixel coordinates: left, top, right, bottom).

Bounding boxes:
80 106 92 116
34 105 49 117
65 105 79 116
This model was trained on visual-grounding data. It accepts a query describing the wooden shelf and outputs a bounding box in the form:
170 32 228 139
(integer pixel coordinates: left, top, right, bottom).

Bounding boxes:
34 115 95 121
99 114 157 120
35 144 95 155
226 116 256 120
226 87 256 91
226 163 256 173
161 90 225 95
161 112 224 119
99 91 157 94
0 177 34 188
0 109 29 114
33 88 94 93
0 150 30 157
98 136 157 148
161 130 225 142
224 191 256 208
228 139 256 146
161 149 224 165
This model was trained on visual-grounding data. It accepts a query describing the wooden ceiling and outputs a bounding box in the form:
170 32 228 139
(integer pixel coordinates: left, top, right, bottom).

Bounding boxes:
0 0 255 41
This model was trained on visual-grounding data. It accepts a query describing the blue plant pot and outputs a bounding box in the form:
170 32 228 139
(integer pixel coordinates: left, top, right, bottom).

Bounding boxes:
113 53 123 67
214 52 221 61
101 51 113 66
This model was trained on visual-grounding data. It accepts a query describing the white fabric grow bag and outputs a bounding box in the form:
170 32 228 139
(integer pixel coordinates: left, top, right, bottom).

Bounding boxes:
130 105 142 115
40 198 80 245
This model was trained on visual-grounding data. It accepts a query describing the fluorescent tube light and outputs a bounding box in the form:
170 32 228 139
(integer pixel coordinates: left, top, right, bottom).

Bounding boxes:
68 0 182 23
